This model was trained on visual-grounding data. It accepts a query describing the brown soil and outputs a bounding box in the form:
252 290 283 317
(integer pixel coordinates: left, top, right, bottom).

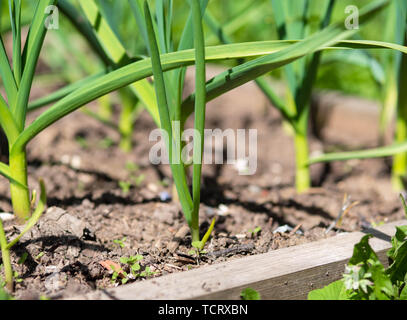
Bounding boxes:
0 66 404 300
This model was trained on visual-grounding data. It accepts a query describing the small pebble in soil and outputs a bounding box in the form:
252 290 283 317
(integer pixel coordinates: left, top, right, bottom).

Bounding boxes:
248 185 261 194
81 199 95 209
0 213 14 221
273 224 304 235
45 266 60 274
71 155 82 169
61 154 70 165
217 204 230 216
159 191 171 202
147 183 158 192
204 207 216 217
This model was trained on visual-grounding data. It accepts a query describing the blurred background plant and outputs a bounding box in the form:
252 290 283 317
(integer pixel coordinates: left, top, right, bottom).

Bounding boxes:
197 0 403 192
3 0 407 193
309 0 407 192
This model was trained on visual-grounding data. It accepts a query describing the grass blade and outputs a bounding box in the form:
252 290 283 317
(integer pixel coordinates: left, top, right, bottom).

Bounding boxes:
181 0 394 123
28 72 106 111
13 39 407 153
203 6 292 120
0 162 27 189
13 0 56 129
128 0 149 46
6 179 47 249
205 0 264 45
308 141 407 165
79 0 128 64
0 219 13 291
58 0 112 66
12 40 300 151
9 0 21 86
190 0 206 242
0 94 19 142
0 36 17 107
144 1 193 222
172 0 208 121
155 0 169 54
80 0 160 125
393 35 407 189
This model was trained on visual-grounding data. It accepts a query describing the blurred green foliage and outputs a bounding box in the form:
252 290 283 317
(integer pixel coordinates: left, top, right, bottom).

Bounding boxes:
198 0 387 101
0 0 392 102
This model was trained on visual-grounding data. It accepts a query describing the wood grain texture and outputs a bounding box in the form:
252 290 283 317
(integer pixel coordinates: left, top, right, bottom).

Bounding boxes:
70 220 405 300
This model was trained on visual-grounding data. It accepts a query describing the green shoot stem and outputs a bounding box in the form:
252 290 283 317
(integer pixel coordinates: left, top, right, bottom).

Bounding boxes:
0 219 13 291
294 131 311 193
144 1 194 226
379 65 397 140
200 217 216 249
10 0 22 87
0 180 46 291
7 179 46 249
97 94 113 121
118 89 137 152
393 116 407 190
392 35 407 190
190 0 206 243
9 151 30 222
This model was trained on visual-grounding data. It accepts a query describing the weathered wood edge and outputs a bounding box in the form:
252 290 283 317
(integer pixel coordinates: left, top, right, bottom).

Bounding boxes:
69 220 405 300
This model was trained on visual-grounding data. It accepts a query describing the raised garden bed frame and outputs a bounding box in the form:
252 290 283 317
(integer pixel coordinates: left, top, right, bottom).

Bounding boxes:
69 220 405 300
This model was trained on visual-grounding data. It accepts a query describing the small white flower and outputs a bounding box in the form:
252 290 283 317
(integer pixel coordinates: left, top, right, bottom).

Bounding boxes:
343 264 373 294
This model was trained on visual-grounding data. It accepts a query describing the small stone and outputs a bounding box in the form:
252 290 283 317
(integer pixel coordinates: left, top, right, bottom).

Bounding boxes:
217 204 230 216
0 213 14 221
147 183 158 193
44 272 65 292
61 155 70 165
66 246 80 259
41 207 88 238
273 224 303 235
81 199 95 209
88 263 104 279
204 207 216 217
159 191 171 202
45 266 59 274
273 225 293 234
71 155 82 169
78 173 94 185
248 185 261 194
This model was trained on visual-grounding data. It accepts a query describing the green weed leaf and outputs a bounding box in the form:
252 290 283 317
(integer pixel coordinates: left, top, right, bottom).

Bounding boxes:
240 288 261 300
308 280 350 300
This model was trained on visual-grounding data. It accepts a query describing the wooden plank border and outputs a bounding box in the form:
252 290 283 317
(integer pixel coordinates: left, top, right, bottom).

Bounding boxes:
70 220 405 300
